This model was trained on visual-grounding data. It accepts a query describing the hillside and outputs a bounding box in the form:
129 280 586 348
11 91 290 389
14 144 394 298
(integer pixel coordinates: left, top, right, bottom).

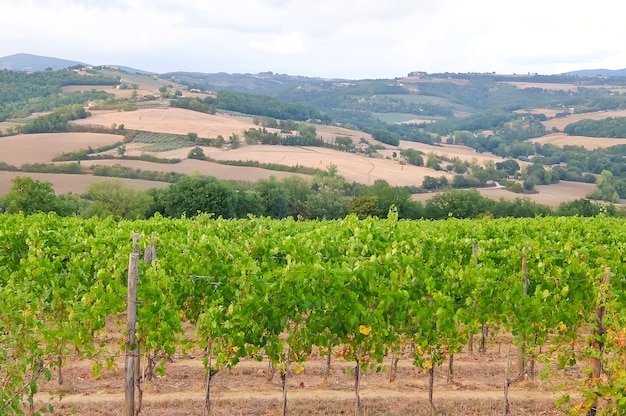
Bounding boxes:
0 53 84 71
4 61 626 214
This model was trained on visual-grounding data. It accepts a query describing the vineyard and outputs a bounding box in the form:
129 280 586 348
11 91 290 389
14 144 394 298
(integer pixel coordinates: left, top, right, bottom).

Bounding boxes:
132 132 193 152
1 213 626 415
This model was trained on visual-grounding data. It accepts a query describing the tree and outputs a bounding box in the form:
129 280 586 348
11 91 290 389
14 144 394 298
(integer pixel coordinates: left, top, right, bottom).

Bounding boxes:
495 159 520 176
188 146 206 160
335 136 354 151
349 196 381 219
400 148 424 166
425 153 441 170
83 180 153 219
229 133 240 149
306 190 349 219
153 176 237 218
424 189 492 219
587 170 619 202
214 135 225 148
556 199 603 217
2 176 62 215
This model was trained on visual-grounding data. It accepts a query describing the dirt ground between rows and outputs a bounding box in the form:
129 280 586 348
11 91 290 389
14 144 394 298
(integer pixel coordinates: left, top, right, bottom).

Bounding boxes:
36 335 574 416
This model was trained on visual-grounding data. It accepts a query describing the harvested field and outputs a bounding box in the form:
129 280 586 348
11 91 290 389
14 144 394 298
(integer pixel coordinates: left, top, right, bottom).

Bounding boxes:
0 121 19 133
542 109 626 132
515 108 561 118
176 145 452 187
412 181 600 208
315 124 377 145
61 84 142 99
393 140 507 165
73 108 257 138
61 85 213 101
0 172 168 196
0 132 122 165
530 132 626 149
83 159 310 182
502 81 583 92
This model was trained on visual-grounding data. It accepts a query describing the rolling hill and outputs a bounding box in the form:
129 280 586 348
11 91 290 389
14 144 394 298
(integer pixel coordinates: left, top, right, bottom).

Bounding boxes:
0 53 84 71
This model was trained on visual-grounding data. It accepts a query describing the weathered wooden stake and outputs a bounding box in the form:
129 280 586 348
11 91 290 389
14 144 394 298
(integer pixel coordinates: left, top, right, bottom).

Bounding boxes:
324 346 332 381
447 354 454 384
504 344 512 415
389 353 399 382
517 255 529 377
588 267 610 416
124 233 140 416
204 343 216 416
428 365 436 415
354 358 362 416
282 346 291 416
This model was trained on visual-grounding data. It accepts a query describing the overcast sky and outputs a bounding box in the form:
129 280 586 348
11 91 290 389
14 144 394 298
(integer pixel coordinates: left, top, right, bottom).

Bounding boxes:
2 0 625 78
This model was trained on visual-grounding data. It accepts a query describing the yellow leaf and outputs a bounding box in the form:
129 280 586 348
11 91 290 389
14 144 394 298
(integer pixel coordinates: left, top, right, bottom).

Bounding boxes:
294 365 304 374
231 346 239 354
424 360 432 370
359 325 372 336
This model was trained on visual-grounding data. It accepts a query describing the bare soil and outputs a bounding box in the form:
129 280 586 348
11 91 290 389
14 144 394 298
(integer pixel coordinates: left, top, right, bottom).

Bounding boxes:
394 141 507 165
81 159 310 182
0 132 121 165
187 144 452 187
0 171 169 196
413 181 600 208
542 109 626 132
73 108 257 138
530 132 626 149
35 337 570 416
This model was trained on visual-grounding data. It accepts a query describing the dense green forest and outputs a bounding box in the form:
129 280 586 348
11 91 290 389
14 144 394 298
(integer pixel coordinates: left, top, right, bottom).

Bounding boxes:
0 69 118 121
564 117 626 138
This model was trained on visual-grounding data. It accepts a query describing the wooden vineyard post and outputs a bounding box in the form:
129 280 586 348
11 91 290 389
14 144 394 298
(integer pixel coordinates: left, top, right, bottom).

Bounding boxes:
124 233 140 416
447 354 454 384
389 353 399 383
516 255 529 378
354 357 361 416
282 346 290 416
324 346 332 382
504 344 512 415
588 267 610 416
203 343 218 416
428 365 436 415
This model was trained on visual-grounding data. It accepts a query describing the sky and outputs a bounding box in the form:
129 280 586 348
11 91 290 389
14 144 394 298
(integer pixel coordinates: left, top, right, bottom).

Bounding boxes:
2 0 625 79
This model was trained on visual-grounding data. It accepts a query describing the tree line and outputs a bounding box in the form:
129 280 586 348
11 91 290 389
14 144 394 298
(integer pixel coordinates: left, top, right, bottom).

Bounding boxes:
1 173 620 221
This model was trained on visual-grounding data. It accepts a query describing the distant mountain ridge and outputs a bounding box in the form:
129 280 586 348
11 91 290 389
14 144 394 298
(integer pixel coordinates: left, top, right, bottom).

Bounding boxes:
0 53 85 71
563 68 626 77
3 52 626 80
0 53 153 74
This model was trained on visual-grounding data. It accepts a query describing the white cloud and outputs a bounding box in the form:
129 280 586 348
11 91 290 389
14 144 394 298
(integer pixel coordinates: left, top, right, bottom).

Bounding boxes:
0 0 625 77
250 32 306 55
